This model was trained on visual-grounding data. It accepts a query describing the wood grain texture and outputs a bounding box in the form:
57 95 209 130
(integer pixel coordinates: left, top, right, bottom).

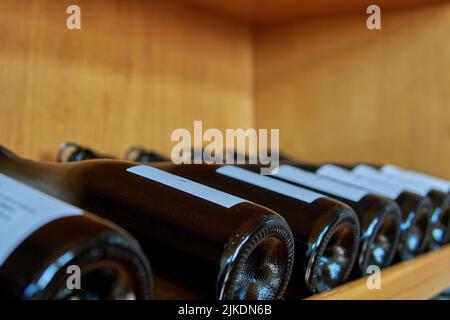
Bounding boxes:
255 3 450 179
308 245 450 299
0 0 253 161
179 0 447 25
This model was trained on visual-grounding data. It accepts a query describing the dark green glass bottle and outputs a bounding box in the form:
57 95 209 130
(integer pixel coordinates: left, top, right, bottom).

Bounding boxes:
269 164 402 275
0 146 294 300
355 164 450 249
0 173 152 300
58 144 361 296
285 162 434 261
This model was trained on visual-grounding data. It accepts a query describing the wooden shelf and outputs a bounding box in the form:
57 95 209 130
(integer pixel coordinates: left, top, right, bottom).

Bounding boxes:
308 245 450 300
178 0 447 25
1 0 449 300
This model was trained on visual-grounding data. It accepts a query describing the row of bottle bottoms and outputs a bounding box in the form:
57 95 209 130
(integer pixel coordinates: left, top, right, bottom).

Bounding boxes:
0 142 449 300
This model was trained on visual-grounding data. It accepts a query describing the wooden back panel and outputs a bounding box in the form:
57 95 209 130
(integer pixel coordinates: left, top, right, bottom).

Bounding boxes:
1 0 448 179
255 4 450 178
0 0 253 161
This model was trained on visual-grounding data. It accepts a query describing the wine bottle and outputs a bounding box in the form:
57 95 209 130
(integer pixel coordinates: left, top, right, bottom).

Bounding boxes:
0 174 152 300
124 146 287 164
351 164 450 249
270 165 402 274
57 142 115 162
286 162 433 261
58 143 169 163
125 146 169 163
145 163 361 296
380 164 450 194
59 146 361 295
0 146 294 300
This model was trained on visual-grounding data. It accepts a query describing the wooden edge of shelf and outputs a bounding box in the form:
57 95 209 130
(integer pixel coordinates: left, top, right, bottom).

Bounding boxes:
308 244 450 300
178 0 448 25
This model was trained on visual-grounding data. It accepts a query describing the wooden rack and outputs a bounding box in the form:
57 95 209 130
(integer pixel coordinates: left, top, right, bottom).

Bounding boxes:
1 0 449 299
309 245 450 300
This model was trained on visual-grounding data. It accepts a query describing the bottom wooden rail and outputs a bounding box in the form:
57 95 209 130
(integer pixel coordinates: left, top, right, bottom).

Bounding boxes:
308 244 450 300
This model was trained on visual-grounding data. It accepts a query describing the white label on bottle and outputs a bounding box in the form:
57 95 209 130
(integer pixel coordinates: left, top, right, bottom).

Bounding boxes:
216 166 323 203
127 165 246 208
316 165 403 200
274 165 369 202
381 172 438 196
380 164 407 177
353 165 431 196
0 174 82 266
381 164 450 193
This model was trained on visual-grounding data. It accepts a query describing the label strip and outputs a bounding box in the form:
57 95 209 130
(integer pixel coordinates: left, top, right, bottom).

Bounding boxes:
353 165 431 196
216 166 323 204
274 165 369 202
127 165 246 208
381 164 450 193
0 174 82 266
316 165 403 200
